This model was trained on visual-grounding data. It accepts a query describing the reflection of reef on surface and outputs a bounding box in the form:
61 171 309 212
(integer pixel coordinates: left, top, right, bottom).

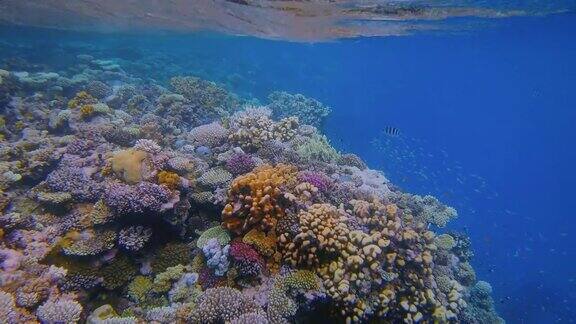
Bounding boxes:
0 51 504 323
0 0 562 40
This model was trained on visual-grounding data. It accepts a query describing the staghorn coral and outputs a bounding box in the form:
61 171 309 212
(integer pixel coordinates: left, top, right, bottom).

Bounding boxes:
222 164 297 235
46 165 102 201
133 139 162 154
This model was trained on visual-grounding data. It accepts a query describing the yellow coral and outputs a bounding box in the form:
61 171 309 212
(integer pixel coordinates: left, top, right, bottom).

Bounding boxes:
280 203 349 267
222 164 297 235
68 91 96 109
243 228 277 258
80 104 94 119
157 170 181 189
111 149 148 184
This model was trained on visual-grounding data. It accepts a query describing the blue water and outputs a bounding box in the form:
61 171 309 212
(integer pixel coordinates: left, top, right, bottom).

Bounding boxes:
1 11 575 323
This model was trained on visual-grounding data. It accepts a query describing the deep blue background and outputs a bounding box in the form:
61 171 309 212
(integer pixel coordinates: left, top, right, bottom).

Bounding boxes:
2 12 575 323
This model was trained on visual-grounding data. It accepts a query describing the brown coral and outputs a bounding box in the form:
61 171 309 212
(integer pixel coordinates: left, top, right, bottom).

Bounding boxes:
222 164 297 235
157 170 181 189
111 149 148 184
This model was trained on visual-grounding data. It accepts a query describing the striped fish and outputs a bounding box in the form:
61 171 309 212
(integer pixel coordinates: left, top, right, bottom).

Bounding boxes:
384 126 400 136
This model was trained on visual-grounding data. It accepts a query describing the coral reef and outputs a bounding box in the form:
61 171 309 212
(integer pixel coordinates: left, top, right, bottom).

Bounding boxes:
0 56 500 324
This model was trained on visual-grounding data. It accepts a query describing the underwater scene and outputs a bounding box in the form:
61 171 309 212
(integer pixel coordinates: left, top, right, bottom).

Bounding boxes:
0 1 575 323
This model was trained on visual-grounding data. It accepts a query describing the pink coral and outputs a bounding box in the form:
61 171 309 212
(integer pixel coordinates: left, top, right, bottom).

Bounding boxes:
297 170 332 192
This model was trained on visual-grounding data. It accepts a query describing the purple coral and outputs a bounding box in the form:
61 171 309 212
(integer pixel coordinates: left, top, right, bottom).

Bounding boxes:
66 139 95 156
189 122 228 147
225 153 256 175
103 182 176 214
297 171 332 192
46 166 102 201
119 225 153 251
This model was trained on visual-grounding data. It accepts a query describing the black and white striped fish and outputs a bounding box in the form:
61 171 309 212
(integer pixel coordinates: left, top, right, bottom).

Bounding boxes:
384 126 400 136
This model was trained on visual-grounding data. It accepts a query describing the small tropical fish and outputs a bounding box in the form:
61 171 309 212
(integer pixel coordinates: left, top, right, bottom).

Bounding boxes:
384 126 400 136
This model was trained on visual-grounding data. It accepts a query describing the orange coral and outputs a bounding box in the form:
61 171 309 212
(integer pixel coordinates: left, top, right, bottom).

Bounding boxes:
157 170 181 189
242 228 277 258
222 164 297 235
80 104 94 119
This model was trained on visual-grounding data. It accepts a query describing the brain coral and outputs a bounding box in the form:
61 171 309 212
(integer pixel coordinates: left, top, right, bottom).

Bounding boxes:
222 164 297 235
189 122 228 147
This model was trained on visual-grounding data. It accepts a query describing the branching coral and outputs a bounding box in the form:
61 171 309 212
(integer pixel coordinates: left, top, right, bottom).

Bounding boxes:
225 152 256 176
190 287 262 323
293 134 340 163
151 243 192 274
222 164 297 235
202 238 230 277
267 91 331 128
228 106 299 151
280 203 349 267
36 299 83 323
103 181 175 214
118 226 153 251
